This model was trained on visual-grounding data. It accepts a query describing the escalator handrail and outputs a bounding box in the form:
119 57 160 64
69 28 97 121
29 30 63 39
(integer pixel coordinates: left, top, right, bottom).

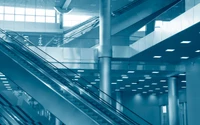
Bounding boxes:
0 29 152 125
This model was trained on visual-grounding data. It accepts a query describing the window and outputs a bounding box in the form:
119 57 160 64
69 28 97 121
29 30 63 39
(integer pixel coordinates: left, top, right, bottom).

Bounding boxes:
4 14 14 21
162 106 167 113
36 16 45 23
26 16 35 22
15 15 25 21
0 6 4 13
36 9 45 16
26 8 35 15
15 7 25 15
0 14 3 20
46 16 55 23
46 9 55 16
138 26 146 32
5 7 14 14
63 14 91 27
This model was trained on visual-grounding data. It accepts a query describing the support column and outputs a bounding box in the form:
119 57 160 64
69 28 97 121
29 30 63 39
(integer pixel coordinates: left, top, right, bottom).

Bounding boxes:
145 21 155 35
99 0 112 104
55 118 62 125
168 77 179 125
116 92 123 112
59 13 63 29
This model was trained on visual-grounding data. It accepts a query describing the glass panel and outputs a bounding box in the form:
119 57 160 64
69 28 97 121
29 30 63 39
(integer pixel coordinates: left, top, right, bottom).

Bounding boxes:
26 16 35 22
0 6 4 13
57 13 60 23
26 8 35 15
63 14 91 27
0 14 3 20
15 15 25 22
46 10 55 16
36 16 45 22
138 25 146 32
4 14 14 21
46 16 55 23
5 7 14 14
36 9 45 16
15 7 25 15
162 106 167 113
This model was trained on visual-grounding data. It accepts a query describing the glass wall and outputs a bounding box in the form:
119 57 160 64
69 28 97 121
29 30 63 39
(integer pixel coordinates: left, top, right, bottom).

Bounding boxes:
0 6 56 23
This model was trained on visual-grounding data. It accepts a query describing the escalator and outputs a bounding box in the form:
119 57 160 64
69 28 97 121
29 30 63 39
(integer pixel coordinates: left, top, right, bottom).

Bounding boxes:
0 29 152 125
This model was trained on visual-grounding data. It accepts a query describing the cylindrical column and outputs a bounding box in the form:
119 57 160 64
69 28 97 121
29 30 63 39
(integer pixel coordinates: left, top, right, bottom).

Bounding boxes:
55 118 62 125
99 0 112 104
116 92 123 112
168 77 179 125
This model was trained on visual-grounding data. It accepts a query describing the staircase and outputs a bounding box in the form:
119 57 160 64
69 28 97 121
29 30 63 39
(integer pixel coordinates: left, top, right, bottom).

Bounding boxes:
0 29 152 125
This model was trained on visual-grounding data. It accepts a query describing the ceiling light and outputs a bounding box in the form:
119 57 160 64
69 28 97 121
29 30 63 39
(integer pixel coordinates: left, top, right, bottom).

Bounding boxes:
152 83 157 85
160 92 163 94
125 85 131 87
181 41 191 44
128 71 134 73
73 79 78 81
74 75 80 78
181 57 189 59
3 84 10 86
153 56 162 59
120 87 125 89
121 75 127 77
165 90 168 92
77 70 84 72
155 88 160 90
160 80 166 82
5 86 11 89
87 85 92 87
115 89 120 91
181 80 186 83
117 79 123 82
2 81 9 84
91 82 96 84
0 78 7 80
144 85 150 87
145 76 152 79
132 89 137 92
138 88 143 90
163 86 168 88
143 92 147 94
166 49 175 52
152 71 159 74
0 74 5 77
179 73 186 76
7 89 12 91
132 82 137 85
95 79 100 82
122 76 129 79
149 90 153 92
182 86 186 89
139 79 145 82
111 82 117 85
195 50 200 53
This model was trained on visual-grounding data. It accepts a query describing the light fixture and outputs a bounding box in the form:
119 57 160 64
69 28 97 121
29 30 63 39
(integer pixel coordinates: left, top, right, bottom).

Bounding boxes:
181 80 186 83
155 88 160 90
3 84 10 86
144 85 150 88
143 92 147 94
153 56 162 59
160 80 166 82
125 85 131 87
128 71 135 73
122 76 129 79
163 86 168 88
195 50 200 53
120 87 125 89
132 82 137 85
74 75 80 78
2 81 9 84
181 57 189 59
111 82 117 85
138 88 143 90
7 88 12 91
5 86 11 89
160 92 163 94
91 82 96 84
132 89 137 92
87 85 92 87
152 83 157 85
166 49 175 52
165 90 168 92
77 70 84 72
149 90 153 92
0 78 7 80
145 76 152 79
181 41 191 44
152 71 159 74
73 79 78 81
95 79 100 82
179 73 186 76
115 89 120 91
139 79 145 82
182 86 186 89
117 79 123 82
0 74 5 77
121 75 127 77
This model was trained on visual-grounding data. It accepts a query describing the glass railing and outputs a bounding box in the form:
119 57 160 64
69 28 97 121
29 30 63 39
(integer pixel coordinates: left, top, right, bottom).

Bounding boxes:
0 28 152 125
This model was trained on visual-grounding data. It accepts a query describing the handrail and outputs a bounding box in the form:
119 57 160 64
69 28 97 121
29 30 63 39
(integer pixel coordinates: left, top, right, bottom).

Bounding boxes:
0 28 152 125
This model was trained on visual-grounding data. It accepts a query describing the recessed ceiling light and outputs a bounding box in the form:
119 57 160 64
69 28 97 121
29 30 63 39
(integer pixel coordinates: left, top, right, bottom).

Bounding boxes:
145 76 152 79
5 86 11 89
121 75 127 77
152 71 159 74
143 92 147 94
115 89 120 91
139 79 145 82
95 79 100 81
195 50 200 53
160 80 166 82
0 74 5 77
138 88 143 90
77 70 84 72
179 73 186 76
152 83 157 85
0 78 7 80
117 79 123 82
120 87 125 89
7 89 12 91
132 89 137 91
122 76 129 79
149 90 153 92
181 80 186 83
3 84 10 86
153 56 162 59
144 85 150 87
125 85 131 87
163 86 168 88
181 57 189 59
128 71 135 73
2 81 9 84
181 41 191 44
165 90 168 92
75 75 80 78
111 82 117 85
160 92 163 94
166 49 175 52
132 82 137 85
91 82 96 84
73 79 78 81
182 86 186 89
87 85 92 87
155 88 160 90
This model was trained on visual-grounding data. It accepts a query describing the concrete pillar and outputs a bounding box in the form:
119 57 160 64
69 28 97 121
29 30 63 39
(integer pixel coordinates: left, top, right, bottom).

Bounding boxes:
168 77 179 125
99 0 112 104
59 13 63 29
116 92 123 112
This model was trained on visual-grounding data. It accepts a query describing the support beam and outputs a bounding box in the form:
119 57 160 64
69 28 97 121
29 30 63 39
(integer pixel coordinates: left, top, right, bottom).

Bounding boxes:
99 0 112 104
168 77 179 125
63 0 72 9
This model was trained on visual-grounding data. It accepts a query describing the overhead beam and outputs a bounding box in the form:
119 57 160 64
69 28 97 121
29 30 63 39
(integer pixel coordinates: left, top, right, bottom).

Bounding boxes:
62 0 72 9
